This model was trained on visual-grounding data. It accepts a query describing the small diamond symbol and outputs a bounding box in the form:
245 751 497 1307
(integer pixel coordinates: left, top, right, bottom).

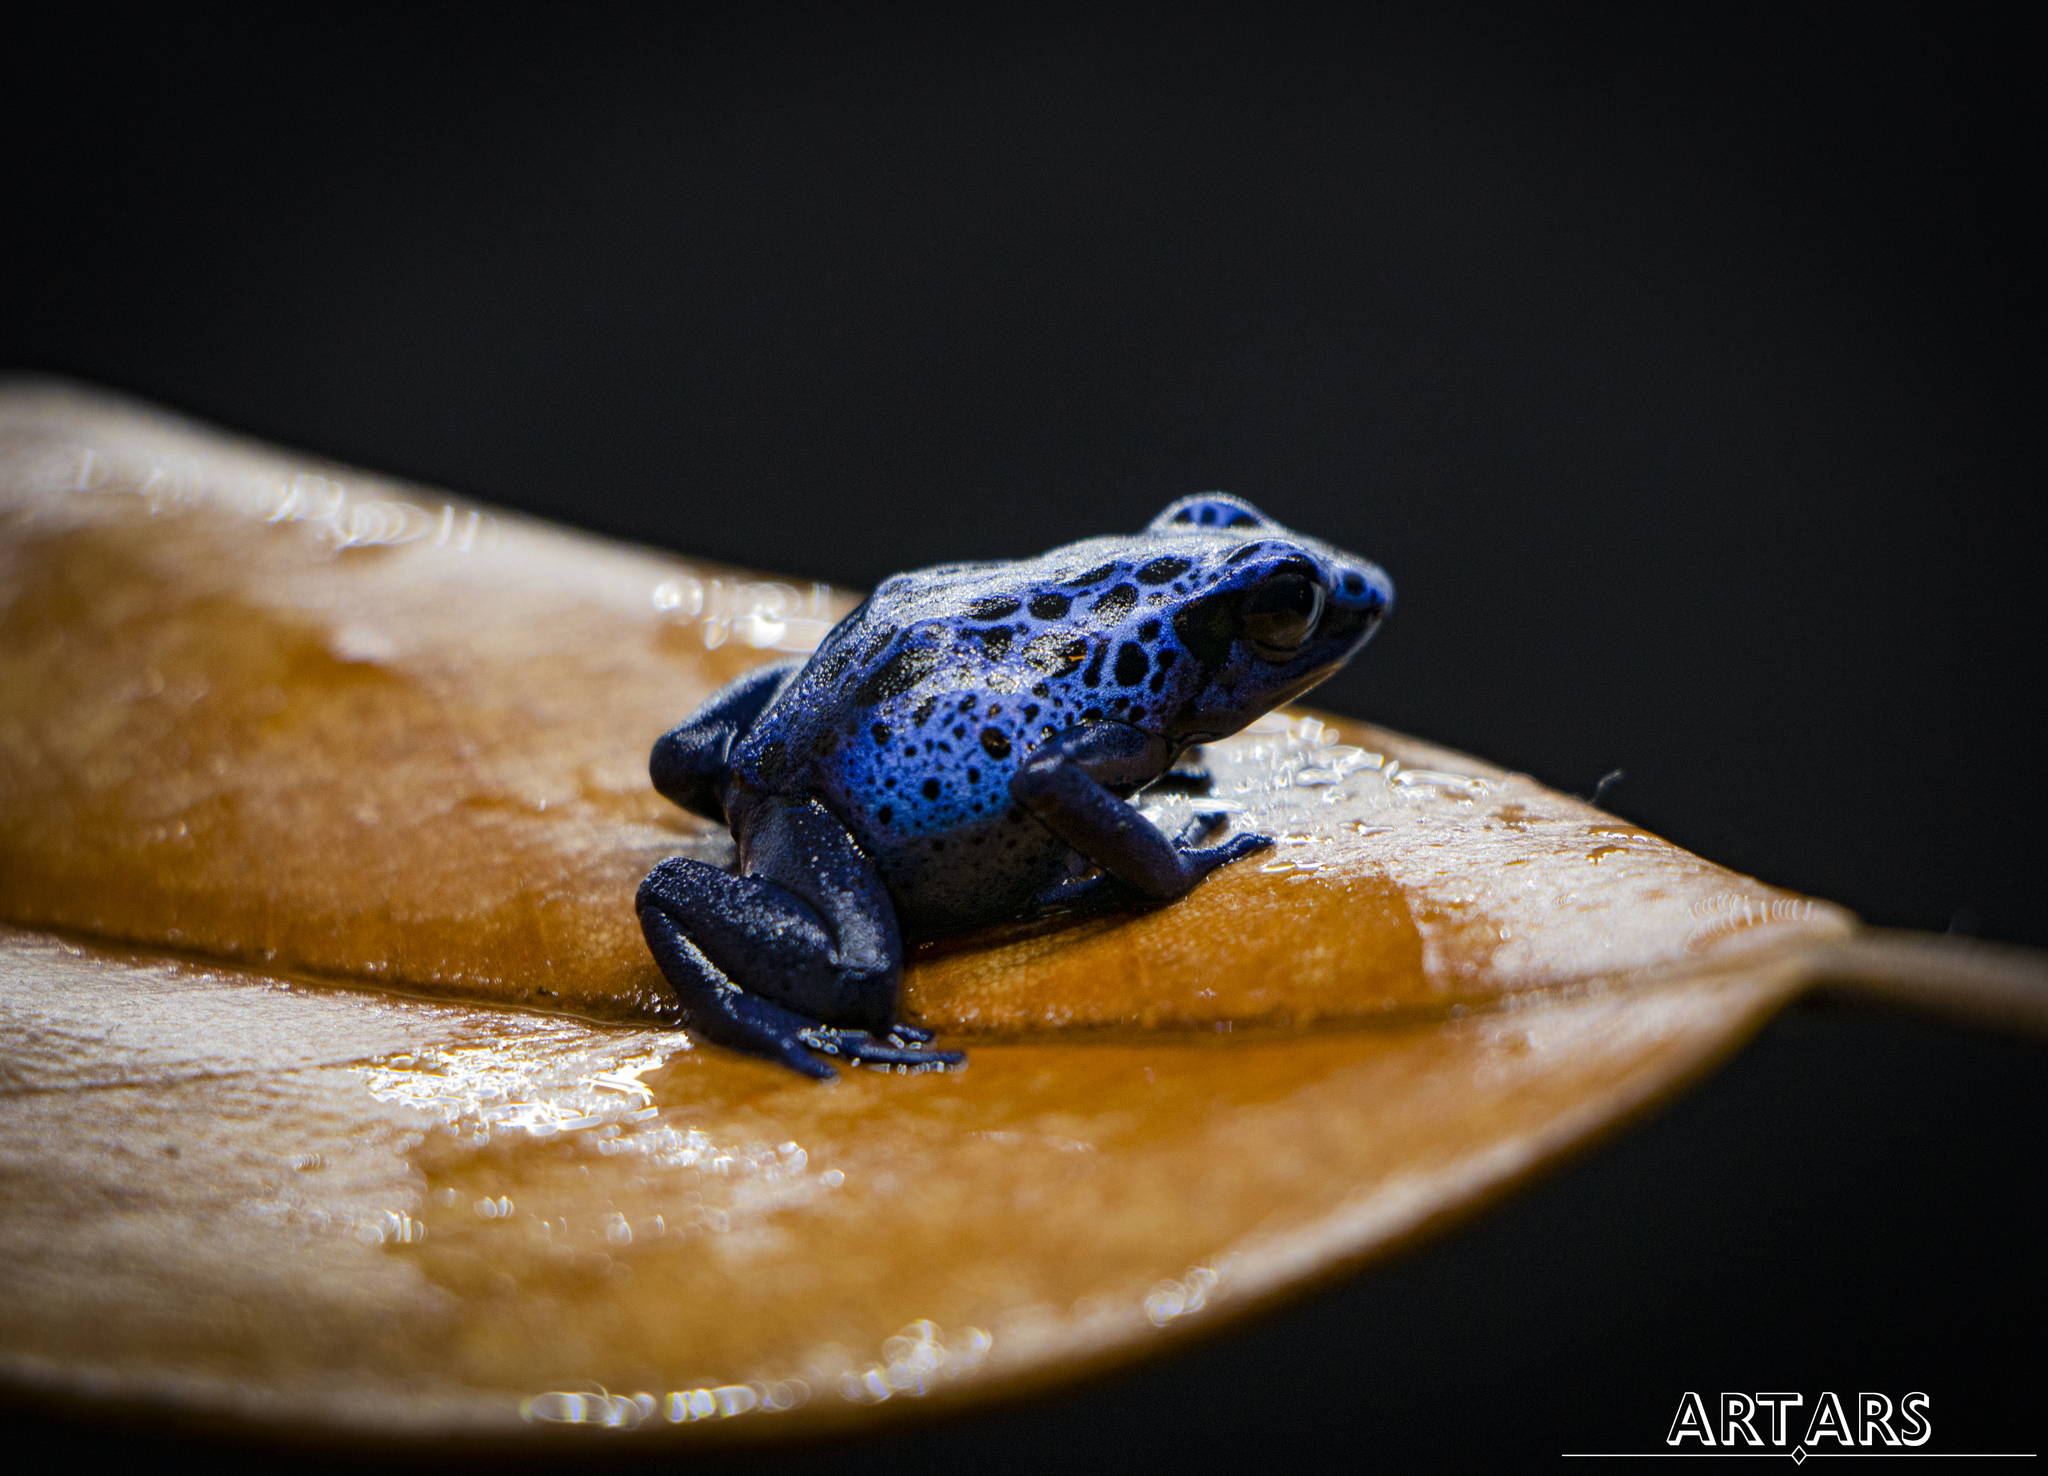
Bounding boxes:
1791 1449 1807 1466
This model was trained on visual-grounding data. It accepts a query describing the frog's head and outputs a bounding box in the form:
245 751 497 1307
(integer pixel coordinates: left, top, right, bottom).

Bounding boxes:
1147 493 1393 741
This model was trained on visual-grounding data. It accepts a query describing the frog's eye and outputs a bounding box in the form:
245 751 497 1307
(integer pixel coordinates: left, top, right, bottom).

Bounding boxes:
1241 570 1325 658
1148 494 1280 534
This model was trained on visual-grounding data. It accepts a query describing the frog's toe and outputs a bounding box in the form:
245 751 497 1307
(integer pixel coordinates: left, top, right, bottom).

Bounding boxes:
777 1040 841 1081
800 1027 965 1073
884 1022 937 1046
1185 830 1274 879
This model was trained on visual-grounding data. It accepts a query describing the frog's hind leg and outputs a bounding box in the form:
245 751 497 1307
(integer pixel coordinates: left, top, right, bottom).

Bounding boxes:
637 889 838 1079
636 796 962 1078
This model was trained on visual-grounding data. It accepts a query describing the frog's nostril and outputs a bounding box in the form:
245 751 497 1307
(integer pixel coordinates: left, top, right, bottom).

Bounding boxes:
1336 567 1391 610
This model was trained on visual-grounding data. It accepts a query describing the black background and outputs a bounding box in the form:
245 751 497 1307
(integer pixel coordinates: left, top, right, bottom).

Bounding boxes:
3 9 2040 1470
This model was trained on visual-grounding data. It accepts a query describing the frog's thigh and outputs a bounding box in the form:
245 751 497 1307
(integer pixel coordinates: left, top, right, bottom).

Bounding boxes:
740 795 903 995
641 798 902 1033
636 872 836 1079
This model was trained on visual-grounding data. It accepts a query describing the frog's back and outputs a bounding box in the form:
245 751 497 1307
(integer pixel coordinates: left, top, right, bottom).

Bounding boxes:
724 541 1159 933
726 498 1391 937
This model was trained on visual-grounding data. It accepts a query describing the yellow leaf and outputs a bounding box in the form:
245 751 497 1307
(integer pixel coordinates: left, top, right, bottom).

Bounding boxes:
1 385 2039 1440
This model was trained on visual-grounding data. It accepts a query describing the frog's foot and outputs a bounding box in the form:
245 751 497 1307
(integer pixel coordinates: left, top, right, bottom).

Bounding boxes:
638 898 842 1080
639 801 969 1080
797 1025 964 1073
1177 817 1273 881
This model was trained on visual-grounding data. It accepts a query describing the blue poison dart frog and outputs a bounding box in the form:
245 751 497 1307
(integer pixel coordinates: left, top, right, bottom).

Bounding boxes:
638 493 1393 1078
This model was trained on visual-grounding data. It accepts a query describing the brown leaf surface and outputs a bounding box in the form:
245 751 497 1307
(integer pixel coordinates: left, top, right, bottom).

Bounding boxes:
0 386 1857 1439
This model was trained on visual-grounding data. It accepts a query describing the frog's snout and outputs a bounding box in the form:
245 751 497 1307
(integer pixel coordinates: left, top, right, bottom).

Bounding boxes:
1288 547 1391 662
1327 556 1394 619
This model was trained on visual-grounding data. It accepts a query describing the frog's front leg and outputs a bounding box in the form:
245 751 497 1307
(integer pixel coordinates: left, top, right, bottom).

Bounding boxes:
637 794 963 1079
1012 722 1272 905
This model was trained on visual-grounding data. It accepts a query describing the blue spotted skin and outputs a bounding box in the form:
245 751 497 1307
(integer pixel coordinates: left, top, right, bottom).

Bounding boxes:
640 494 1392 1077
